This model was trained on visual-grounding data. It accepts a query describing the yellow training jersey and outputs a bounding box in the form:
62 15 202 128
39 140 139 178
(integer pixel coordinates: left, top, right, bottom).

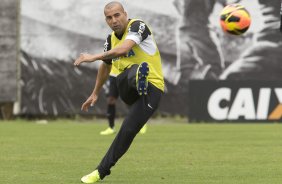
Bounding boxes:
110 19 164 92
109 62 119 77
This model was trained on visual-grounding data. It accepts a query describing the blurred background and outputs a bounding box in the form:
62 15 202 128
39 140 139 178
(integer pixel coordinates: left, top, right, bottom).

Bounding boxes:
1 0 282 122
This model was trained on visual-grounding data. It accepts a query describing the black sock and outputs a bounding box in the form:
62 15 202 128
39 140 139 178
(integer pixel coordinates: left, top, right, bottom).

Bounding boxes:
107 104 116 128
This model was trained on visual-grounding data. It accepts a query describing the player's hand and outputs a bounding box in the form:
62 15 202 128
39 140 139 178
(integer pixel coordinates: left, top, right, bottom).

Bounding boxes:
74 53 94 66
81 94 98 112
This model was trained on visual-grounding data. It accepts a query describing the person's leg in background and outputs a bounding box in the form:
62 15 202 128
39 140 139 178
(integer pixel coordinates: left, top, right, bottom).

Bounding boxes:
101 76 119 135
101 75 147 135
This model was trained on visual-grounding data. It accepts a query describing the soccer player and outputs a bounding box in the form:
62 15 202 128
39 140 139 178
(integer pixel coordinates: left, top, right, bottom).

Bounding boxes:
74 1 164 183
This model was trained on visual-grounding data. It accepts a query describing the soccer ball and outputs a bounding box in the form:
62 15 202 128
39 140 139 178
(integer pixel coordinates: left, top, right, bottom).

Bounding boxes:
220 4 251 35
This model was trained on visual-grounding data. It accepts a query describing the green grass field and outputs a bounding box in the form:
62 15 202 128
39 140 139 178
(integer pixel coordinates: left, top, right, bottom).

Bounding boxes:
1 118 282 184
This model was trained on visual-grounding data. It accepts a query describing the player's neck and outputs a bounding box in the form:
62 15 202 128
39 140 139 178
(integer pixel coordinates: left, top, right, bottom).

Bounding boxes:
114 19 130 39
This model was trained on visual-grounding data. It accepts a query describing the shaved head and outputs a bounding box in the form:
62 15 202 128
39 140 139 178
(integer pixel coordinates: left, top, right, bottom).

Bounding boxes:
104 1 125 14
104 1 128 35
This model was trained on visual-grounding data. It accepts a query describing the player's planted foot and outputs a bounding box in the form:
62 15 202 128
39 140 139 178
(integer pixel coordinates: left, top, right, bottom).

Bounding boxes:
136 62 149 95
81 170 101 183
100 127 115 135
139 124 147 134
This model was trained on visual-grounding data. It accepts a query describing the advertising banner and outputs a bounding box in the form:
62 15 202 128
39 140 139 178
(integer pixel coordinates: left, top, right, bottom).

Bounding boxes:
189 80 282 122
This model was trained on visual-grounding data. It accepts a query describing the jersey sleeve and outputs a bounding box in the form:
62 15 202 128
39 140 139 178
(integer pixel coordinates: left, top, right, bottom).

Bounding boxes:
103 34 112 65
126 20 152 44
